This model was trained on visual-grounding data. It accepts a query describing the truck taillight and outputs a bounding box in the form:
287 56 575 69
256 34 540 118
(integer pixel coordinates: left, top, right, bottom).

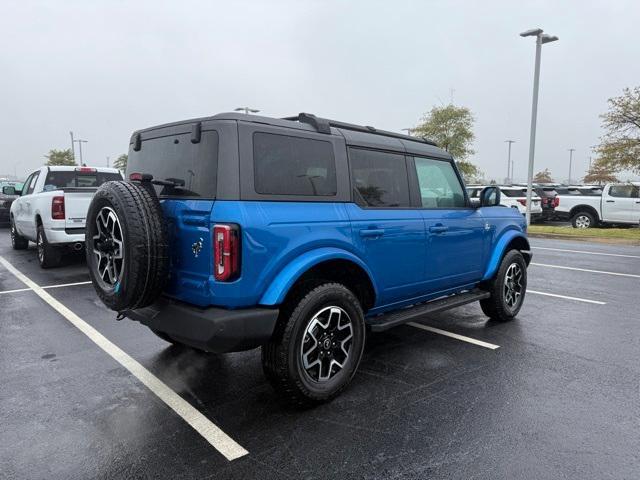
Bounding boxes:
517 199 527 206
213 224 240 281
51 196 65 220
553 197 560 207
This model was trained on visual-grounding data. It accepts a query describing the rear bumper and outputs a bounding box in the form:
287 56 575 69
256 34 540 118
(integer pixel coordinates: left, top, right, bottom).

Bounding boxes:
126 297 280 353
45 228 85 244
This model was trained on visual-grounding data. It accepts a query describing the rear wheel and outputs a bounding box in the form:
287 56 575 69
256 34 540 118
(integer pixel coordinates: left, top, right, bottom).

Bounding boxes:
571 211 595 228
10 219 28 250
480 249 527 322
37 225 61 268
262 283 366 406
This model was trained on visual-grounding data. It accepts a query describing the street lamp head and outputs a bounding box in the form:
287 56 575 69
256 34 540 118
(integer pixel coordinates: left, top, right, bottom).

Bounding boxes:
541 34 559 44
520 28 543 37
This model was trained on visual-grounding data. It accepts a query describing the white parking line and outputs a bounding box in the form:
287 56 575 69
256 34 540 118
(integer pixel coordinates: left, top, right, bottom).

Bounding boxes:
0 287 32 295
0 280 93 295
528 289 606 305
0 255 248 461
407 322 500 350
532 246 640 259
531 262 640 279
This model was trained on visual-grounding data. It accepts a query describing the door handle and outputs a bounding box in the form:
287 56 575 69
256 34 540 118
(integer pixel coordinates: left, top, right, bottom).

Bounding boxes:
606 200 615 203
359 228 385 238
429 225 449 234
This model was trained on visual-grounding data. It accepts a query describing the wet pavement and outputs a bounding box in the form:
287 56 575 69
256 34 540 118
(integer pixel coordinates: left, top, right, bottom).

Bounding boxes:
1 230 638 479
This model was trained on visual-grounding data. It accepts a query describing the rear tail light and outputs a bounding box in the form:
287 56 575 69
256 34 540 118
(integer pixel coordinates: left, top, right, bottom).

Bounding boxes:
213 224 240 281
553 197 560 207
52 196 65 220
517 199 527 206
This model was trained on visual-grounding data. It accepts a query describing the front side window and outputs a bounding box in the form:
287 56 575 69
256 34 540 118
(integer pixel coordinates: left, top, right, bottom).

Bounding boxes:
21 173 34 196
609 185 639 198
26 172 39 195
348 148 410 207
414 157 465 208
253 132 337 196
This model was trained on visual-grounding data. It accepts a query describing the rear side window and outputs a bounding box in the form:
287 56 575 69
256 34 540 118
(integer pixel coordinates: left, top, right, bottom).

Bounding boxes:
348 148 410 207
501 189 528 197
609 185 639 198
128 131 218 198
44 171 122 189
253 133 337 196
414 157 465 208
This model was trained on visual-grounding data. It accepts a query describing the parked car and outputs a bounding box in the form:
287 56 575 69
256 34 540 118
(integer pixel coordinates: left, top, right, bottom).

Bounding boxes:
555 182 640 228
0 181 23 226
533 186 558 221
467 185 543 221
10 166 123 267
84 112 531 405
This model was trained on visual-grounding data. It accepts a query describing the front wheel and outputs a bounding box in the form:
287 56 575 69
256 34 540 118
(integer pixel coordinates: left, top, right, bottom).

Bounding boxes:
571 211 595 229
262 283 366 406
10 219 28 250
480 249 527 322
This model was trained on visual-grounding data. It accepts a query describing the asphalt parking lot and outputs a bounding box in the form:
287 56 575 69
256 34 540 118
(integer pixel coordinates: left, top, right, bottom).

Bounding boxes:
1 231 639 480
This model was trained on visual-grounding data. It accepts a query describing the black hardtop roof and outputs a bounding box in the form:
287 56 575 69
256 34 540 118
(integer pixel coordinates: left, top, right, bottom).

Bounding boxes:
129 112 450 159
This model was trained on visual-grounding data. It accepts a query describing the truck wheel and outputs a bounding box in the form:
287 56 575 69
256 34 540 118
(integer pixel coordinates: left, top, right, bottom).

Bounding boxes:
571 212 595 228
85 181 168 312
262 283 366 406
37 225 61 268
10 219 28 250
480 249 527 322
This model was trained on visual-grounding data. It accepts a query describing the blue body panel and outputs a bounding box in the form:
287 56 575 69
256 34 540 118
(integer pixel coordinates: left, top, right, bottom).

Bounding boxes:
160 198 528 312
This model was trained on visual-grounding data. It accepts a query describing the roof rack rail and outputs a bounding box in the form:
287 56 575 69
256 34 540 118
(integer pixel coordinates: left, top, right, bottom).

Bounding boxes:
282 113 437 146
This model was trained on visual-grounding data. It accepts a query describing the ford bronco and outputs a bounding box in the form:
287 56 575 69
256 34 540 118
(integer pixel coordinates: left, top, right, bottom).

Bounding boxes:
85 112 531 405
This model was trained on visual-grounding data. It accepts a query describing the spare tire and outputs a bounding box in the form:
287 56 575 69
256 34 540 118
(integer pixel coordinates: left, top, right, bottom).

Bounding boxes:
85 180 169 312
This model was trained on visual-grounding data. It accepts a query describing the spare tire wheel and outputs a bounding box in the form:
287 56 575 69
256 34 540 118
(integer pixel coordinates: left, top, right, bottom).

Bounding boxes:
85 180 169 312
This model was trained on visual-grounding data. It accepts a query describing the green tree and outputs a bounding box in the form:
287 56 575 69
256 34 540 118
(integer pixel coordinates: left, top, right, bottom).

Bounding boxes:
44 148 76 166
596 87 640 173
583 159 619 185
412 104 481 181
113 154 127 172
533 168 554 183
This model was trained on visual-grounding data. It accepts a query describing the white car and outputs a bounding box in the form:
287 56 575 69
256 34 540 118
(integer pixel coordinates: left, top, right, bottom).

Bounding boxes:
467 186 543 220
555 182 640 228
9 166 123 267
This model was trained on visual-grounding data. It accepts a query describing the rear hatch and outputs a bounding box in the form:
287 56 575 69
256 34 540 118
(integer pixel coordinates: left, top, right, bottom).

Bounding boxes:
43 168 123 229
127 127 219 305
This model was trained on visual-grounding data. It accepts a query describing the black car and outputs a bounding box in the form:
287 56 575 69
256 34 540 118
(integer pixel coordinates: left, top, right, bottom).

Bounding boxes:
0 182 22 226
533 187 558 220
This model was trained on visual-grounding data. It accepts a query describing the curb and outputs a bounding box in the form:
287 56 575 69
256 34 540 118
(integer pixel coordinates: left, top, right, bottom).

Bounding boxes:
528 232 640 246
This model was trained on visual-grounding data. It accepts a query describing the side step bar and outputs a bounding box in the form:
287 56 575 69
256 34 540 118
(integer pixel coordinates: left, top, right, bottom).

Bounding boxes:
366 289 490 332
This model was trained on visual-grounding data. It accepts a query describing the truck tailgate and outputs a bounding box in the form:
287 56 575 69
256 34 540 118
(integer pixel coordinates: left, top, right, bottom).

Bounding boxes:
63 188 97 229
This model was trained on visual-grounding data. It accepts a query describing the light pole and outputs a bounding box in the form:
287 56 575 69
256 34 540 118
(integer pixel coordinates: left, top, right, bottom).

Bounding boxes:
568 148 575 184
520 28 559 225
74 139 87 165
70 131 76 162
505 140 515 183
234 107 260 115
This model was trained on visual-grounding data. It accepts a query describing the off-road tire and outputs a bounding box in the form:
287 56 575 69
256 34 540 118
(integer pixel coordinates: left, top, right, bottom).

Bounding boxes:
480 249 527 322
10 218 28 250
37 225 61 268
262 283 366 406
571 211 596 229
85 181 168 312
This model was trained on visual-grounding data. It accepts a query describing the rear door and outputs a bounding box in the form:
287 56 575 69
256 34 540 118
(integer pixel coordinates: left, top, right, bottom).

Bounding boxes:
127 124 221 304
345 147 427 306
603 184 640 222
411 156 486 291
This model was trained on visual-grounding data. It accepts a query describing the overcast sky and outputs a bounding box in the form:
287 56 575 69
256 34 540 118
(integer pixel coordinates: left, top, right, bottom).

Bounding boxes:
2 0 639 182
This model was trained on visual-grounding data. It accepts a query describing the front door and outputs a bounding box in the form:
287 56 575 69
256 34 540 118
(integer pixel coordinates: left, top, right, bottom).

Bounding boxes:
346 147 426 306
411 156 486 292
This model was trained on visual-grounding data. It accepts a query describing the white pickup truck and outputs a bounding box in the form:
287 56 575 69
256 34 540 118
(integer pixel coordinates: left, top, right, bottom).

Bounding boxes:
9 166 123 267
555 182 640 228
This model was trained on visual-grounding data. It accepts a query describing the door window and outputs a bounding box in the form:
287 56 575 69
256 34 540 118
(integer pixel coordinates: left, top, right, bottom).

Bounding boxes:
25 172 39 195
21 174 34 196
609 185 639 198
348 148 410 207
414 157 466 208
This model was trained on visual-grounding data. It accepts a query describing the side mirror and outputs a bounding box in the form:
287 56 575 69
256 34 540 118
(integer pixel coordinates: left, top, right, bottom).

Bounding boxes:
2 186 16 195
479 186 501 207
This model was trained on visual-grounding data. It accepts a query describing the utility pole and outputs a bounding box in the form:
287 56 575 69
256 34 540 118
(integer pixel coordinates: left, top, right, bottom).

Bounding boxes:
505 140 515 183
74 139 88 165
70 131 76 162
520 28 559 225
106 156 110 168
568 148 575 184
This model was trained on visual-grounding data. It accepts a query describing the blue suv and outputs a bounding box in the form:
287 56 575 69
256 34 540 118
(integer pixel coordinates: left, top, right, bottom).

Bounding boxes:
85 112 531 404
